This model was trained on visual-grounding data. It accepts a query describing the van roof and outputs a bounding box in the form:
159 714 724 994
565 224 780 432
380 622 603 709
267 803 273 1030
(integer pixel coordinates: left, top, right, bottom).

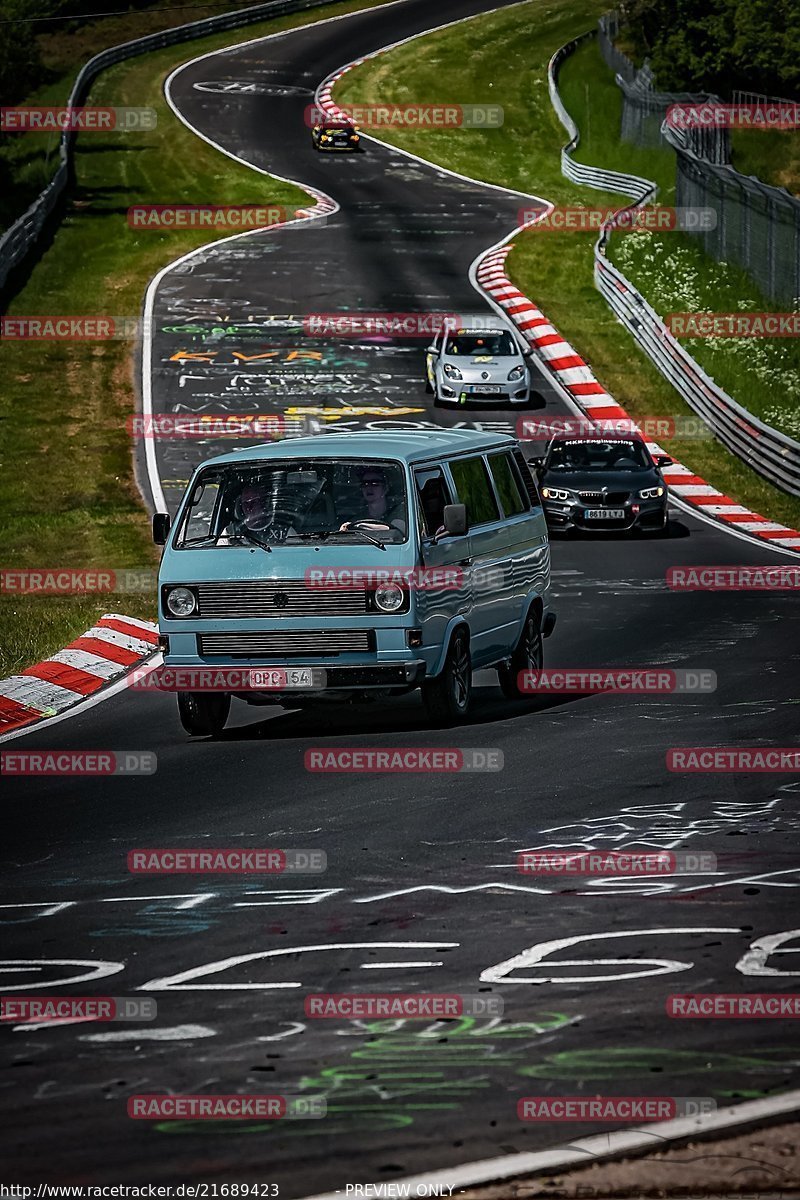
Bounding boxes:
200 429 517 468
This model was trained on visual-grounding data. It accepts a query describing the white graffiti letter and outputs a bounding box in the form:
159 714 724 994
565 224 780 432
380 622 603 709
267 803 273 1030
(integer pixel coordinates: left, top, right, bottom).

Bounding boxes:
737 928 800 977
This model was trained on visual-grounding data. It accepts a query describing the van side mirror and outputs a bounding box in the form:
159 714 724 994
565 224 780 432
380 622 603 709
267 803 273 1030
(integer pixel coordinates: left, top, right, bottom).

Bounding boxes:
443 503 468 536
152 512 171 545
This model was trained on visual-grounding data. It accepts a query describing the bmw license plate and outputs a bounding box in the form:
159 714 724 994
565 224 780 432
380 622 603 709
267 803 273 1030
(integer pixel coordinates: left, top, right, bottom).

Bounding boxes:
585 508 625 520
248 668 316 689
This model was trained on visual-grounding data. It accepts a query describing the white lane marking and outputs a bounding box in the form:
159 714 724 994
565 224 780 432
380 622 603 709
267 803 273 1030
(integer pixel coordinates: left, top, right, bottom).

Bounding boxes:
140 942 459 991
298 1090 800 1200
359 960 444 968
77 1024 216 1042
0 959 124 990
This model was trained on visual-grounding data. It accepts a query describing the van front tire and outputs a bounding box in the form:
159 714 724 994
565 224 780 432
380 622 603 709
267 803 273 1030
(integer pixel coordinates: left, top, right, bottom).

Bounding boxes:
498 611 543 701
178 691 230 737
421 629 472 725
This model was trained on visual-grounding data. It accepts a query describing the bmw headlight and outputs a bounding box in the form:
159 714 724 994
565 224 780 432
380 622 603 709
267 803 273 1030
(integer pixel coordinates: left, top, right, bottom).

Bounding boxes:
507 364 526 381
374 584 405 613
443 363 463 380
541 487 571 502
165 586 197 617
639 486 665 499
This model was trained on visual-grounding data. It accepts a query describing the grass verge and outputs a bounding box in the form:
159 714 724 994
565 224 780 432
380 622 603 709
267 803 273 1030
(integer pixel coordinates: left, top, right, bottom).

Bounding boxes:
0 0 396 678
334 6 800 530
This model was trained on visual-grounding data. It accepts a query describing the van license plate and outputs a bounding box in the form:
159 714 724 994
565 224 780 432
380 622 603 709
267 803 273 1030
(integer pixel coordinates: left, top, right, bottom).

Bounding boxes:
249 668 314 689
585 508 625 520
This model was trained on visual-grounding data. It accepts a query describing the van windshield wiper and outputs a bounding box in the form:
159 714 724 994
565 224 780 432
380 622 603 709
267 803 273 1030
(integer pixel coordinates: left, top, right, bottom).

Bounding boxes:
230 529 272 552
332 525 387 550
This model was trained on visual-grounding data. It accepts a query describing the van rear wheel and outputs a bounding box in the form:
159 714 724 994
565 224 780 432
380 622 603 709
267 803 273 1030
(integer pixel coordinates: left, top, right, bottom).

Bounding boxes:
177 692 230 737
498 611 543 700
422 629 472 725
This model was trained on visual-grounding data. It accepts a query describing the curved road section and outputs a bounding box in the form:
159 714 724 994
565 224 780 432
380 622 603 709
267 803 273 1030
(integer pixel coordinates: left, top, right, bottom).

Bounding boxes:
3 1 799 1196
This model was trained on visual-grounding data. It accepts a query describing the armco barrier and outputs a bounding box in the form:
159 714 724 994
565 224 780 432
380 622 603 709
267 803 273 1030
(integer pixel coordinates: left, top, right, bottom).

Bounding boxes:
0 0 332 298
547 30 800 498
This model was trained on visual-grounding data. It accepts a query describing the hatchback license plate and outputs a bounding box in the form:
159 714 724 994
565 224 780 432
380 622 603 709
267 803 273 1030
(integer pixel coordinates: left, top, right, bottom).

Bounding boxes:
585 508 625 520
248 668 315 689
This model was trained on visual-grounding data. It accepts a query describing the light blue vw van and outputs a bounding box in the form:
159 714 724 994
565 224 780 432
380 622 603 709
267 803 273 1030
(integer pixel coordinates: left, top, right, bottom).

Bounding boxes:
152 431 556 735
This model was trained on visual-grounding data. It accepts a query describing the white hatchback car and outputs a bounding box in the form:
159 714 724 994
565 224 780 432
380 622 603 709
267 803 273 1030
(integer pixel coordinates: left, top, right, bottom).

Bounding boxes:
426 325 531 406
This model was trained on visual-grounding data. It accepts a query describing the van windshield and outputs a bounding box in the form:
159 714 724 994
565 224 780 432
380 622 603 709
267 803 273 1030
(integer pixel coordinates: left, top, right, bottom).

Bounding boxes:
175 459 408 547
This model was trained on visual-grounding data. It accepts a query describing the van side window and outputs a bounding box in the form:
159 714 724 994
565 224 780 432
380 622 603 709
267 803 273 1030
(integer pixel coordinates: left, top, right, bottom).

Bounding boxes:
511 447 541 508
415 466 453 537
488 452 527 517
449 456 501 526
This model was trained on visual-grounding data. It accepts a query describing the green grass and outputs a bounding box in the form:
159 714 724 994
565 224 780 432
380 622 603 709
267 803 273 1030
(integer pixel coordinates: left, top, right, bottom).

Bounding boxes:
0 0 399 677
335 13 800 530
1 0 331 231
731 128 800 198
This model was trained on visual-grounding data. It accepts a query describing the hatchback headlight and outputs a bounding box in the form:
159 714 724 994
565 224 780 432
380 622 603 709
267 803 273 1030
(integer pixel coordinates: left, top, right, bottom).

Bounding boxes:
639 486 665 499
443 363 462 380
165 586 197 617
374 583 405 613
541 487 571 502
507 364 526 381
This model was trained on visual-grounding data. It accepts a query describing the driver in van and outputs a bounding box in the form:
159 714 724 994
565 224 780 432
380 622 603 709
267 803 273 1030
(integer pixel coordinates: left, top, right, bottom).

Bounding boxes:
218 481 296 544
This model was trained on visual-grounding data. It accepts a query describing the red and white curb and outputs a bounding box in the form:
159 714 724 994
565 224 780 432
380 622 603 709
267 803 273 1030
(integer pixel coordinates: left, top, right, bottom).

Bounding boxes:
0 614 158 735
475 243 800 551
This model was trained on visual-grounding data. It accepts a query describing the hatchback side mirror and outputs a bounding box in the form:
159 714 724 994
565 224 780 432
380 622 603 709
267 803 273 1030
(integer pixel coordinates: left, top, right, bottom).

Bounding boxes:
152 512 171 545
443 503 468 537
656 455 673 468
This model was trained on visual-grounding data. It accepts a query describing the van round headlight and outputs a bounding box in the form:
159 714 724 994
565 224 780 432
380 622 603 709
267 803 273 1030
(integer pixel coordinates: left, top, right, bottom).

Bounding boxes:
165 586 197 617
374 584 405 613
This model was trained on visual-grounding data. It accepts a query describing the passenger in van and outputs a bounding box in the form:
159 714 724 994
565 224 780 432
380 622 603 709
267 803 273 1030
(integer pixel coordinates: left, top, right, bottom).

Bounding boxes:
339 466 406 535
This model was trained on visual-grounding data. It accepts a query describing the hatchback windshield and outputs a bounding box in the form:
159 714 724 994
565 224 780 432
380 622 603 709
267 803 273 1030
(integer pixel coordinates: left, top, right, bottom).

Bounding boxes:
175 459 408 547
445 333 515 357
547 439 651 471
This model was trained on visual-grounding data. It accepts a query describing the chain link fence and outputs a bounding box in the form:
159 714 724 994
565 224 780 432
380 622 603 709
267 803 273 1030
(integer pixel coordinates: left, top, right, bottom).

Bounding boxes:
597 11 800 306
548 28 800 496
0 0 330 301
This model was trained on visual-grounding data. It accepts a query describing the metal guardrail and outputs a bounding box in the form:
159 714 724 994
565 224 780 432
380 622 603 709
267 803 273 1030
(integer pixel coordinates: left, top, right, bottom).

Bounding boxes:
548 33 653 202
0 0 330 298
547 27 800 497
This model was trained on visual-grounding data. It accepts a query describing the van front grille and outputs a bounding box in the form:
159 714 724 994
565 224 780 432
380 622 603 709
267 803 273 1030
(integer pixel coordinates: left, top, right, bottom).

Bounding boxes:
195 581 368 619
197 630 375 657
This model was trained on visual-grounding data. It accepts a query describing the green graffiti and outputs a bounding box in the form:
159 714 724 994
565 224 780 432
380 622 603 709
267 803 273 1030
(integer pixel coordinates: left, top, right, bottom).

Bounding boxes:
517 1047 800 1080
